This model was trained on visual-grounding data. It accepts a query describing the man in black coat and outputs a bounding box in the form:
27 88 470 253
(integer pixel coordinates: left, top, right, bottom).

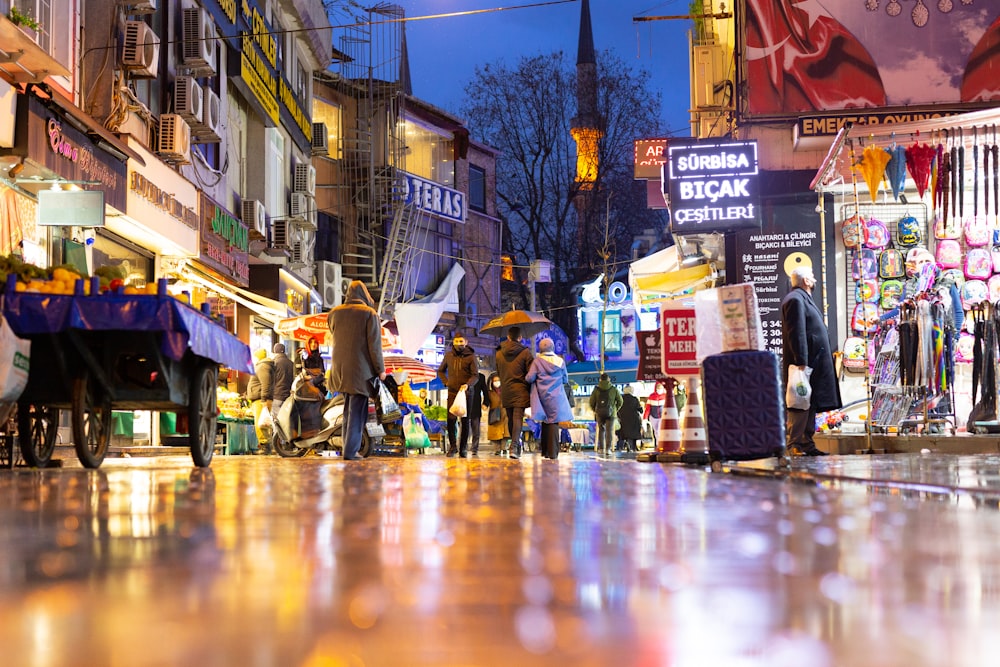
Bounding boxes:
438 334 479 458
495 326 533 459
781 266 841 456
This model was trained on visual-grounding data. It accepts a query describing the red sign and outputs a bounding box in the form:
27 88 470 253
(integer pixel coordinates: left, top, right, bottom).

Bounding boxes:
660 305 699 377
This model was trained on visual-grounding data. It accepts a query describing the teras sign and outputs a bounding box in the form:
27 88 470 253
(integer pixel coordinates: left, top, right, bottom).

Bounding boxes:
665 140 761 234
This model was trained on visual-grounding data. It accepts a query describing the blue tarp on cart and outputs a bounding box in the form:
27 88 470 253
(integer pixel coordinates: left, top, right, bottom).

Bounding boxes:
3 292 254 373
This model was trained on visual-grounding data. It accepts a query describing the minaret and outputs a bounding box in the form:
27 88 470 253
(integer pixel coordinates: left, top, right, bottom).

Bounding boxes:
571 0 602 189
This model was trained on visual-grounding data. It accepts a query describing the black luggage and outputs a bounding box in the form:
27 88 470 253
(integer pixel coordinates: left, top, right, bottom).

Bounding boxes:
701 350 786 462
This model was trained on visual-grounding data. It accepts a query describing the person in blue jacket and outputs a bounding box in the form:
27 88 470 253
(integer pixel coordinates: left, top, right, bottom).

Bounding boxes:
526 338 574 459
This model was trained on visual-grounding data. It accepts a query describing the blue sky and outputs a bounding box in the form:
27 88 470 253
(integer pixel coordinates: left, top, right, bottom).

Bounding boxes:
397 0 694 135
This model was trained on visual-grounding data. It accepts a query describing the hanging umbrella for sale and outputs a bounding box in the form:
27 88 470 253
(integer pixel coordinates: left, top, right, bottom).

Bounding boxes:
383 354 439 384
906 141 936 199
855 144 892 202
479 309 553 337
886 144 907 201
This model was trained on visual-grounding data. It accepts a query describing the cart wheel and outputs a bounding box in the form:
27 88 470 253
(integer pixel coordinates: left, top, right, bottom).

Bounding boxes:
189 364 219 468
17 403 59 467
710 460 723 473
360 429 374 458
777 456 792 469
71 373 111 469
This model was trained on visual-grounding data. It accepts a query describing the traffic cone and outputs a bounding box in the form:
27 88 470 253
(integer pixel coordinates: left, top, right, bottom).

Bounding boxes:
679 376 707 453
657 379 681 453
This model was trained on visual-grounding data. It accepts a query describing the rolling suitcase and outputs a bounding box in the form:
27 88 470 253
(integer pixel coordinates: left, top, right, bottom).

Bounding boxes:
701 350 787 464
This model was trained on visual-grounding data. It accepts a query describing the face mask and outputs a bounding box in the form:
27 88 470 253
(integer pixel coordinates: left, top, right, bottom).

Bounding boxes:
493 381 501 389
454 344 466 352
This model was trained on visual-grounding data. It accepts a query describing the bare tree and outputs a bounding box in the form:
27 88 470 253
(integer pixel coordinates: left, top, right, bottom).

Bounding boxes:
461 50 667 360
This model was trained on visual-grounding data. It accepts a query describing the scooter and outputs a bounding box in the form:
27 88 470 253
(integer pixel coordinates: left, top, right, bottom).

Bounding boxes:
272 370 382 458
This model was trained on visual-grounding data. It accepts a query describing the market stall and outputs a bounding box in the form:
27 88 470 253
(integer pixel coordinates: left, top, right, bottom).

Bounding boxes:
5 276 253 468
811 108 1000 435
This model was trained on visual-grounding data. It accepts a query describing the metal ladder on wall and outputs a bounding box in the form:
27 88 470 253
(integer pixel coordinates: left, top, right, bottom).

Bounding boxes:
377 190 432 318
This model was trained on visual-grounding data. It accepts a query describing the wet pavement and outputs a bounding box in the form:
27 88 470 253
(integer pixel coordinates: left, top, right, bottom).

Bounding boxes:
2 450 1000 666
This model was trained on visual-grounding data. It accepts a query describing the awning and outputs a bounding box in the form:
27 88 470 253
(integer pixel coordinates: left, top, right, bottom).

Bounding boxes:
567 360 637 387
178 263 289 325
628 245 714 308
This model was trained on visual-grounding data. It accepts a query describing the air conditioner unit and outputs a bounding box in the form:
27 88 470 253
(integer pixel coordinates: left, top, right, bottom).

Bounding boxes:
242 199 267 238
289 192 309 220
121 0 156 15
315 260 343 308
194 86 222 143
173 76 203 123
339 277 353 299
157 114 191 163
271 219 290 249
122 21 160 78
182 7 217 75
294 163 316 196
311 123 329 155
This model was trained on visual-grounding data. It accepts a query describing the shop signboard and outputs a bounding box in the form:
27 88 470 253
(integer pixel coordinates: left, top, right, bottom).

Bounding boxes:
665 139 760 234
729 196 838 355
401 171 466 223
121 139 199 257
741 2 1000 117
637 328 669 383
634 138 669 180
199 194 250 287
200 0 312 152
24 96 126 211
660 303 699 377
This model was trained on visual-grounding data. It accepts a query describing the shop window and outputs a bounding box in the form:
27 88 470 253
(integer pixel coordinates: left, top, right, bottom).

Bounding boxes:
312 98 343 160
602 312 621 354
469 164 486 213
13 0 71 73
401 115 453 186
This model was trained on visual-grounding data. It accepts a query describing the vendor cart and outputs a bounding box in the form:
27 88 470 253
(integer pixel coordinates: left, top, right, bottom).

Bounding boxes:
3 278 253 469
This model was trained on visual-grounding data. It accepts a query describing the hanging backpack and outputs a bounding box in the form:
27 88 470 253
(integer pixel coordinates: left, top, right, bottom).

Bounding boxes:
992 245 1000 273
896 215 922 247
855 279 879 303
851 302 880 333
864 217 890 249
989 275 1000 302
852 248 878 280
880 279 904 310
878 245 905 279
965 247 992 280
965 218 991 247
956 331 975 364
842 336 868 372
940 268 966 289
934 213 961 240
935 239 962 269
962 279 989 308
842 213 868 249
593 388 612 419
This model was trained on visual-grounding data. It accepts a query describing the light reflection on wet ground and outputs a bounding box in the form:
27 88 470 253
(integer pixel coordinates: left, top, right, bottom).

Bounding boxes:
1 452 1000 666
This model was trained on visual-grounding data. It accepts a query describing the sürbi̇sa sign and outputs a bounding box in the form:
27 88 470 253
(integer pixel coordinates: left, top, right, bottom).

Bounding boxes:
664 139 761 234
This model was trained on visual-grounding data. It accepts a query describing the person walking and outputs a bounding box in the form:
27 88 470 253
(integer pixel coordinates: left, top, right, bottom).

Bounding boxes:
589 374 623 456
466 371 489 456
327 280 386 460
484 372 510 456
496 326 533 460
270 343 295 449
437 334 479 458
247 347 274 453
617 385 643 452
781 265 841 456
526 338 573 460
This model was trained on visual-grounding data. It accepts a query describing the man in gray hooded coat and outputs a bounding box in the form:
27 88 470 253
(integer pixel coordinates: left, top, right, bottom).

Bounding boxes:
328 280 386 460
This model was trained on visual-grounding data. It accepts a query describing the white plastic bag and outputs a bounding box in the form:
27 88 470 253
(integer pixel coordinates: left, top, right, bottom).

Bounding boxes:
0 317 29 403
785 366 813 410
449 389 468 417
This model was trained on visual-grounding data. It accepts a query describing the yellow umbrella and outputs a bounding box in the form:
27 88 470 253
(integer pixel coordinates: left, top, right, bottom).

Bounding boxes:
855 144 892 202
